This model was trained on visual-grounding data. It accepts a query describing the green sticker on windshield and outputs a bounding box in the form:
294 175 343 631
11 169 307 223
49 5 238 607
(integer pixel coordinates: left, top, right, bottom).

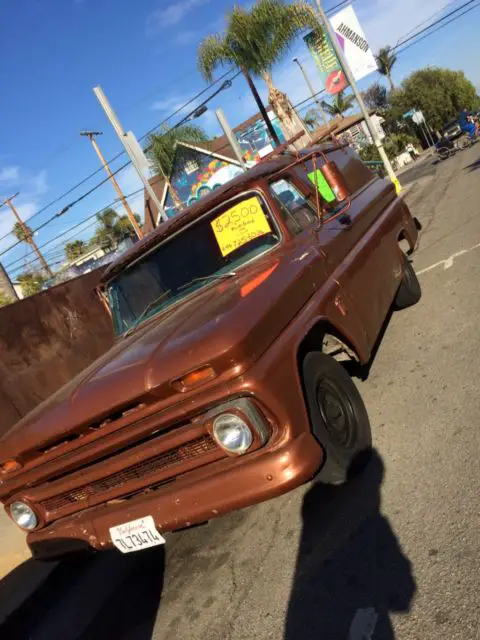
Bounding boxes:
307 169 336 203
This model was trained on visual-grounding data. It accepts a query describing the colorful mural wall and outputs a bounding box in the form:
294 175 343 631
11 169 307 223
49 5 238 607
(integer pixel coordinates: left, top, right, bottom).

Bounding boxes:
163 111 286 217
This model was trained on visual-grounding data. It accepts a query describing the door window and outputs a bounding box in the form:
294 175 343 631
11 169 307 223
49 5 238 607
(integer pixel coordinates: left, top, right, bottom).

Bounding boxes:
270 179 318 234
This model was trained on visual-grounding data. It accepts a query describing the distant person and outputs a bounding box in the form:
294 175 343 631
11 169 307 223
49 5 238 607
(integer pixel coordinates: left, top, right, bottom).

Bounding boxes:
405 142 418 161
459 108 478 139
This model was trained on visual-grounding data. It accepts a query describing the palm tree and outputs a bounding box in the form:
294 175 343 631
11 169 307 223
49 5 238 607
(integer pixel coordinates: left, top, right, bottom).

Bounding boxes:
304 108 320 130
197 0 320 146
332 91 355 117
64 239 87 262
13 221 33 245
375 46 397 91
147 124 209 211
93 208 120 251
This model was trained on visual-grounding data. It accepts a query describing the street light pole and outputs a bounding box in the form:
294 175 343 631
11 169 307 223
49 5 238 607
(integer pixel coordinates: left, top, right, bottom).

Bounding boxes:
292 57 328 127
0 193 53 277
80 131 144 239
312 0 401 193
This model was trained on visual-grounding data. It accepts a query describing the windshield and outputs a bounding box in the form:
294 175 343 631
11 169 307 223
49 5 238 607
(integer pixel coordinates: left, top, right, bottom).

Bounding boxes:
107 192 280 335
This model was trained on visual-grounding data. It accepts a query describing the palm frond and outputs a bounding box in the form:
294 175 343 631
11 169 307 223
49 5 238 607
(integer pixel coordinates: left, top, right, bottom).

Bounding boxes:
198 1 322 79
147 124 209 179
375 46 397 75
197 35 233 82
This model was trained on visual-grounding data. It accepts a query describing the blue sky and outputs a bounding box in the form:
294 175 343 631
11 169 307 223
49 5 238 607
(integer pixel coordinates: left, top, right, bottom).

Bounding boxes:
0 0 478 279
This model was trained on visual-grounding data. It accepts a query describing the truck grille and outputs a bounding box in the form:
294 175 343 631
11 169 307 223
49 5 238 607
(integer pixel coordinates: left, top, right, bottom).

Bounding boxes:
41 435 217 514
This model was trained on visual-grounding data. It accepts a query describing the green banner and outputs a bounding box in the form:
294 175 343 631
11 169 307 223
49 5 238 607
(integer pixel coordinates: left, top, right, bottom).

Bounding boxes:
304 29 348 95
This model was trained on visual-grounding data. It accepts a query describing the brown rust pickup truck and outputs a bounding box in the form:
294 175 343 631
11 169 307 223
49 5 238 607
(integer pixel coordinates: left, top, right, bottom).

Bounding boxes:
0 144 421 559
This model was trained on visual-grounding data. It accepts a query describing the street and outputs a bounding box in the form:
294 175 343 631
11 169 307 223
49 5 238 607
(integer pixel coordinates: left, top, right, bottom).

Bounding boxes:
1 145 479 640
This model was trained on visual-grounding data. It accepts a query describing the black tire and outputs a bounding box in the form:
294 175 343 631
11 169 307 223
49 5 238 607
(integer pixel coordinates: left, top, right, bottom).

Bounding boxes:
437 147 450 160
394 254 421 310
302 352 372 485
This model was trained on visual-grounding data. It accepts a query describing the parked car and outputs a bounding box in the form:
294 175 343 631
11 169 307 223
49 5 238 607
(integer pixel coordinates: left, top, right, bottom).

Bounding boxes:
440 119 463 141
0 144 421 560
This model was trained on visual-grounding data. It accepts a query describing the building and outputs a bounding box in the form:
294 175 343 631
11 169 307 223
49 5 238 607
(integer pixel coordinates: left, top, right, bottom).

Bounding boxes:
142 109 387 235
143 110 287 233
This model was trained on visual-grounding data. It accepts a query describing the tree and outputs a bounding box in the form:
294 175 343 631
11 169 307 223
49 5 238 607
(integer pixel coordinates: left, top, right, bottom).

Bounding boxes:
304 108 321 130
389 67 479 130
13 221 33 245
376 46 397 91
17 271 46 297
363 82 388 111
115 214 142 240
332 91 355 116
359 133 419 164
65 239 87 262
147 124 209 211
91 208 121 251
0 291 13 308
197 0 320 144
91 209 142 251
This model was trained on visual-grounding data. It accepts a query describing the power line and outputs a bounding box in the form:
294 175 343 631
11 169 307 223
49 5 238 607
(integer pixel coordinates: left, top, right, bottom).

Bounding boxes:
395 1 480 54
5 187 144 273
392 0 478 51
0 71 241 259
395 0 460 42
3 69 238 236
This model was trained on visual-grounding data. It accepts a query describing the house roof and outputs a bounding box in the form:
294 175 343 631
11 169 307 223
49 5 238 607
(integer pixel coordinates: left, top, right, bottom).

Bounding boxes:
143 137 240 235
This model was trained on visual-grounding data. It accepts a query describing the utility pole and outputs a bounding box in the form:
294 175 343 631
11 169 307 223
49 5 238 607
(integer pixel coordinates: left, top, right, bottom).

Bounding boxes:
80 131 143 239
292 57 328 127
0 193 53 277
93 86 168 224
312 0 401 193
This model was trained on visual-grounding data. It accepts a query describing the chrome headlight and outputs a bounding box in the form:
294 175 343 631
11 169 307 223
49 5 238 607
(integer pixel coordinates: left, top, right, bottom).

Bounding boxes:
212 413 253 454
10 501 38 531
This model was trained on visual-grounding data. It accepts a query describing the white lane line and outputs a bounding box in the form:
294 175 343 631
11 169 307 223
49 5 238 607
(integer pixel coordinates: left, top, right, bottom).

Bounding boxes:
348 607 378 640
417 241 480 275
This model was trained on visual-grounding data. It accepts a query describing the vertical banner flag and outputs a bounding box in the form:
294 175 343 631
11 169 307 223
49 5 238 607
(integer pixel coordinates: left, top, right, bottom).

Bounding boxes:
304 29 348 95
329 5 377 82
304 5 376 94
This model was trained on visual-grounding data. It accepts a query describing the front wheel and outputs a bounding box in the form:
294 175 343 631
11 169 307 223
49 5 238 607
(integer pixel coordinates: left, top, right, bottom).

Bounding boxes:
394 254 422 310
302 352 372 485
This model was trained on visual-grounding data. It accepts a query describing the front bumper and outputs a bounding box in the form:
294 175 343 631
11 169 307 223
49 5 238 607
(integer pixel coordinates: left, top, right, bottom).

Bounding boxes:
28 430 322 559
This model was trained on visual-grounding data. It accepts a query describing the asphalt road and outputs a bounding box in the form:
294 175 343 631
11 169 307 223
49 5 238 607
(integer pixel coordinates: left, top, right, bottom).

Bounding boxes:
0 145 479 640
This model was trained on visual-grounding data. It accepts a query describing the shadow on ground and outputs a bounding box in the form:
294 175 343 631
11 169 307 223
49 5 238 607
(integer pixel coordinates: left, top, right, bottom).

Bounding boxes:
0 546 165 639
285 450 416 639
464 156 480 173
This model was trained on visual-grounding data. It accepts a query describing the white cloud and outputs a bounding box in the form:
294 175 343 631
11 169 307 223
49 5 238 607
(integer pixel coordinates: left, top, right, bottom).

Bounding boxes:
16 202 37 221
176 29 201 45
0 166 20 183
29 169 48 196
151 93 193 113
147 0 211 34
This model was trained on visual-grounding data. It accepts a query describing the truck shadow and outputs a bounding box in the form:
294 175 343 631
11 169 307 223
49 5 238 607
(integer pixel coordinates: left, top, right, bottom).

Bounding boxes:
284 449 416 639
0 545 165 639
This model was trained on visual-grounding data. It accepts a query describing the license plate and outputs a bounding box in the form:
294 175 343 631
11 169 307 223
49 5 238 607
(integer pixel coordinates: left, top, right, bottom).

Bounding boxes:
109 515 165 554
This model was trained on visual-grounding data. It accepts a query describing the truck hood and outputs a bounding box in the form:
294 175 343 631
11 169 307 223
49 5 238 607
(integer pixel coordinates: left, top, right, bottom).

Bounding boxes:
0 249 317 460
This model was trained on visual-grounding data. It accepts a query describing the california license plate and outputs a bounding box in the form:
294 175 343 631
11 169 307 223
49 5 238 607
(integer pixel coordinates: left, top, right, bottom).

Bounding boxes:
109 515 165 554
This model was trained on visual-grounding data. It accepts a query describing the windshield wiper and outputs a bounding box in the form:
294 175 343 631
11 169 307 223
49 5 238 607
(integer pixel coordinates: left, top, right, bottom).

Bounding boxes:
122 272 237 339
176 272 237 293
123 290 172 339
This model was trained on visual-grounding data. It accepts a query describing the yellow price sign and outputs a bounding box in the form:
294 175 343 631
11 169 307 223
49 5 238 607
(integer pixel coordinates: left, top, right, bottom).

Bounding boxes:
211 196 272 257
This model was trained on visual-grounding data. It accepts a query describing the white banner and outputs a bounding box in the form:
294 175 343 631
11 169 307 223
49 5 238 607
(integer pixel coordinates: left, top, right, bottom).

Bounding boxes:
329 5 377 83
